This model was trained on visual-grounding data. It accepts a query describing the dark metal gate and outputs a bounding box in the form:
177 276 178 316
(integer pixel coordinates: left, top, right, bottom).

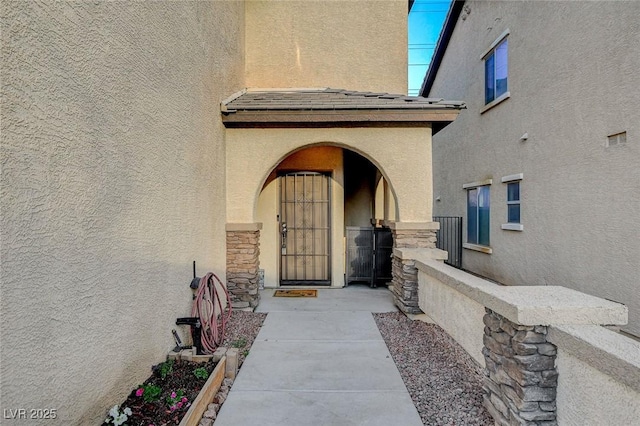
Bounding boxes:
345 226 393 287
433 216 463 269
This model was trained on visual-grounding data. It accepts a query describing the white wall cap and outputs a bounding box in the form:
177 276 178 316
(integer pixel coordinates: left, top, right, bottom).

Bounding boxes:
548 324 640 394
463 242 493 253
393 247 448 261
415 258 628 326
501 173 523 183
462 178 492 189
501 223 524 231
388 221 440 231
225 222 263 231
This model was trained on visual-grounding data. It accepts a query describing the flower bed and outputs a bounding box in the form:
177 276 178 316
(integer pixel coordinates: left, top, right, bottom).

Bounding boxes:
103 358 220 426
102 311 267 426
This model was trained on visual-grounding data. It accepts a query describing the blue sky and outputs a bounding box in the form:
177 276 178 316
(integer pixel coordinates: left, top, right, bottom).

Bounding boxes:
408 0 452 96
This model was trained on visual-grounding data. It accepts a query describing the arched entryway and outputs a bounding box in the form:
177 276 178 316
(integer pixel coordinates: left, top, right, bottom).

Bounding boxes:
220 88 463 311
256 145 398 289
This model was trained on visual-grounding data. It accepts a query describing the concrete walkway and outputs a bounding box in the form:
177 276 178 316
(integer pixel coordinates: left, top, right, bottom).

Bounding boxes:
214 285 423 426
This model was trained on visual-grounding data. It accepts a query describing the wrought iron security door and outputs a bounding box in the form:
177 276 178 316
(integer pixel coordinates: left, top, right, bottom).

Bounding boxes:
279 173 331 285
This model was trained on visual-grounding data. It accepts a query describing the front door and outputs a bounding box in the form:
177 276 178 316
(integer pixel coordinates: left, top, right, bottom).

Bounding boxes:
279 172 331 286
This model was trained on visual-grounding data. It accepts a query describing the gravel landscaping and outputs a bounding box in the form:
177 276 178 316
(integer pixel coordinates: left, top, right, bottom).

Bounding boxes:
220 310 267 367
198 310 267 426
214 309 492 426
374 312 493 426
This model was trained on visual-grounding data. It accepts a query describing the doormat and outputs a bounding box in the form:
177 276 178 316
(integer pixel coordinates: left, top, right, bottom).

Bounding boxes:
273 289 317 298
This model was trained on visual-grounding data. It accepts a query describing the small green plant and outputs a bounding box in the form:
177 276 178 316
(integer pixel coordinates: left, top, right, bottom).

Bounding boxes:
157 359 174 379
230 337 247 348
193 367 209 380
242 349 250 357
135 383 162 403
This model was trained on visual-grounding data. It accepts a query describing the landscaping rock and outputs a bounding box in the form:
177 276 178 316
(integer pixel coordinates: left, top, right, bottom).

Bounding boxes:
199 418 213 426
374 312 493 426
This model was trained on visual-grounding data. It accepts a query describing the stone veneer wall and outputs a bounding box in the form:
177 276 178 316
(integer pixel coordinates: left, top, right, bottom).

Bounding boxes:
226 230 260 309
391 256 421 314
391 227 437 314
483 309 558 426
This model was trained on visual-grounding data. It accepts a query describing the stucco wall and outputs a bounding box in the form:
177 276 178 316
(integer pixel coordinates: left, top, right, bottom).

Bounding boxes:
417 269 486 364
228 127 433 289
548 325 640 425
429 1 640 336
1 1 244 423
415 254 639 424
344 150 378 227
554 350 640 425
226 127 433 225
375 178 397 222
245 0 407 93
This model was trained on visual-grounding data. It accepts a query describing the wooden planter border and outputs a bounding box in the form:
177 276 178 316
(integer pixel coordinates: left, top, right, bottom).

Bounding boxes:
179 356 227 426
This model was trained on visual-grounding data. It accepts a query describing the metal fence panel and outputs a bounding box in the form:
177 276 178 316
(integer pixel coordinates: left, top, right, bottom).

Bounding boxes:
433 216 463 269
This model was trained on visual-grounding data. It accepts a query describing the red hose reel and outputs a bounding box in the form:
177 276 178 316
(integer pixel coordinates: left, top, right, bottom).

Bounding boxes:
176 264 232 355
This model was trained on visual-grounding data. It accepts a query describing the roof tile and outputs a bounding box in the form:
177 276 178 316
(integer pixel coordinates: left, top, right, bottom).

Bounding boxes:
221 88 465 113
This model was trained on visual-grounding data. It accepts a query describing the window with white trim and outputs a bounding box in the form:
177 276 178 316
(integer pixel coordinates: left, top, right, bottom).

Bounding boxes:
484 37 508 105
467 185 491 246
501 174 523 231
507 182 520 223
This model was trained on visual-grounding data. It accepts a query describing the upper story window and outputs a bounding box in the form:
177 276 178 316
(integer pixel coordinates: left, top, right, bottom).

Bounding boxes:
481 29 510 113
484 37 508 104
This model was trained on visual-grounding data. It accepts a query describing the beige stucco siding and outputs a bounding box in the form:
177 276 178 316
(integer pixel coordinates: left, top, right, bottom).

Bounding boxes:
1 1 244 423
245 0 407 93
549 326 640 424
226 127 434 225
227 127 433 288
429 1 640 335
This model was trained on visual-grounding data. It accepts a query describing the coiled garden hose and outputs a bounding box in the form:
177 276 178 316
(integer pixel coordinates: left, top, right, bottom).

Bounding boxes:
191 272 232 354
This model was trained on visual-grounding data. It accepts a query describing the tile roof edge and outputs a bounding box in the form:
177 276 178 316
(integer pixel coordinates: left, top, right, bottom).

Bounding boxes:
221 88 247 112
245 87 330 93
220 87 466 112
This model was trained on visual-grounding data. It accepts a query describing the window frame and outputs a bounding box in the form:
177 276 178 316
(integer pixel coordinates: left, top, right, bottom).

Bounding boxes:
463 179 493 253
481 29 510 113
501 173 523 231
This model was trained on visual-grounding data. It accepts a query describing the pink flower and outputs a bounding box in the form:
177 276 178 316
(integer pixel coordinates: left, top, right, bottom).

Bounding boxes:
181 397 188 403
136 388 144 397
177 401 183 408
170 391 177 399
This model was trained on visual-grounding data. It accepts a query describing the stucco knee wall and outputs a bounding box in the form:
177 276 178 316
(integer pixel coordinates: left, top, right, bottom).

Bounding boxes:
225 127 434 223
413 255 638 424
417 270 485 364
548 325 640 425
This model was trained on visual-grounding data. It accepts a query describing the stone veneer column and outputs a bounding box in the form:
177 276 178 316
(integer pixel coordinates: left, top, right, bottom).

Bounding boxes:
225 223 261 310
389 222 439 314
482 308 558 426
